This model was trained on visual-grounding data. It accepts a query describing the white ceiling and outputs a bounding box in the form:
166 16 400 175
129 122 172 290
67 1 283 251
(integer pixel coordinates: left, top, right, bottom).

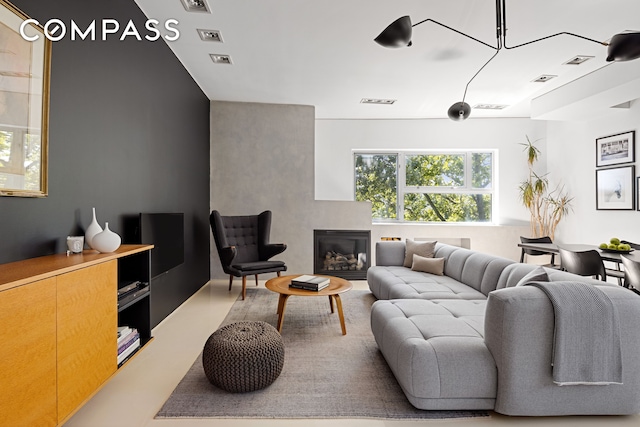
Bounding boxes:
134 0 640 120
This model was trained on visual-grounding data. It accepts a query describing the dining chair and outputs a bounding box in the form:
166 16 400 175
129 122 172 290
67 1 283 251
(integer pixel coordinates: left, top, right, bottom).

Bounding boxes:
558 247 607 281
621 255 640 291
519 236 559 268
603 240 638 286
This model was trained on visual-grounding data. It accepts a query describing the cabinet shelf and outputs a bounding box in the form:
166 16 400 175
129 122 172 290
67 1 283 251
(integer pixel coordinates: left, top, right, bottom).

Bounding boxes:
0 244 153 427
117 288 150 312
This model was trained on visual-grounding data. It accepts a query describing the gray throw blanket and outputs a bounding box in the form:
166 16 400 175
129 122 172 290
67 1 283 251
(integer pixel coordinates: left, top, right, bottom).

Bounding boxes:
524 281 622 386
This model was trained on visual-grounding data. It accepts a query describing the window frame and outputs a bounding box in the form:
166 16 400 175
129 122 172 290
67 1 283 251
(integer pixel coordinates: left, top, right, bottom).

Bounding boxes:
354 149 497 224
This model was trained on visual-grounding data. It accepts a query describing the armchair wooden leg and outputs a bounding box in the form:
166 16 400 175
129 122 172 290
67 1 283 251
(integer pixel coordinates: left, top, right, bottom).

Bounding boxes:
255 274 259 287
277 271 281 277
242 276 247 300
228 275 234 291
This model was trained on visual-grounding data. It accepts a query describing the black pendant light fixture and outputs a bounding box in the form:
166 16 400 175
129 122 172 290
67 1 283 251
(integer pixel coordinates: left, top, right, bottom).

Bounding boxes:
375 0 640 121
606 31 640 61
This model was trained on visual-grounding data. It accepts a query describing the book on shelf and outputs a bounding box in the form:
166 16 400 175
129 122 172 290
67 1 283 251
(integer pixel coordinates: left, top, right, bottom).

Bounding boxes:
117 326 132 343
289 282 329 291
117 337 140 365
118 330 140 355
290 275 330 288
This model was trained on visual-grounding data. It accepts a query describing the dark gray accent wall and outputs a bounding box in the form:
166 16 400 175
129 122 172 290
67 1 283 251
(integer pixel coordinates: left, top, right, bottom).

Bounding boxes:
2 0 210 327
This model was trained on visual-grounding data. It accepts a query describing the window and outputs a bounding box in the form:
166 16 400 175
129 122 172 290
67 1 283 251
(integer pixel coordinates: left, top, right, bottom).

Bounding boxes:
354 153 397 220
354 151 495 223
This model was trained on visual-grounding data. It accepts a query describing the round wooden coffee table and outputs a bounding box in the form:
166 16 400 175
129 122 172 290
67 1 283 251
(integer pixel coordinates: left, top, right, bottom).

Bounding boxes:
265 275 352 335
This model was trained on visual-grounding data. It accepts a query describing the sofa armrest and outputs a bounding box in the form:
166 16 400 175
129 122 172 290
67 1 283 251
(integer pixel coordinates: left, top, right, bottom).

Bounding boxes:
484 286 640 416
375 241 405 266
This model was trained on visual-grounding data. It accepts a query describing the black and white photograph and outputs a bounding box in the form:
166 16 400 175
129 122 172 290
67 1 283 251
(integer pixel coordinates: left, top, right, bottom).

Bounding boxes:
596 131 635 167
596 165 635 210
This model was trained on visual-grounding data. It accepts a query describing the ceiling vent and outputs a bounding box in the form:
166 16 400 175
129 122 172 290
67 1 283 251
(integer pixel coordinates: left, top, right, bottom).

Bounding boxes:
360 98 396 105
198 29 223 42
180 0 210 13
210 54 232 64
532 74 557 83
473 103 508 110
564 55 594 65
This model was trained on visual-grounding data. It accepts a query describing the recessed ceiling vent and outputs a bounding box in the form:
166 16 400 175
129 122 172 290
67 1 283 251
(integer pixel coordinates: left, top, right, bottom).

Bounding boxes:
473 104 508 110
180 0 210 13
210 54 232 64
360 98 396 105
198 29 222 42
564 55 594 65
532 74 557 83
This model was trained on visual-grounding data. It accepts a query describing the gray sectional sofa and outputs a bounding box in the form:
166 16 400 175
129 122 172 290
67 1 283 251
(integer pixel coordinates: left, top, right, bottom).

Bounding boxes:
368 241 640 416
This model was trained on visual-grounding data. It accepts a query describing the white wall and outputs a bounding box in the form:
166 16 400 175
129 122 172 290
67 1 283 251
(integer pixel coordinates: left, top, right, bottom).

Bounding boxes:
546 102 640 246
315 117 545 225
314 118 544 261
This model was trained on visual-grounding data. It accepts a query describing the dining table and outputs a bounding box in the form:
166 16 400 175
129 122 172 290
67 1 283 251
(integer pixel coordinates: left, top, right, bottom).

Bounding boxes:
517 242 640 265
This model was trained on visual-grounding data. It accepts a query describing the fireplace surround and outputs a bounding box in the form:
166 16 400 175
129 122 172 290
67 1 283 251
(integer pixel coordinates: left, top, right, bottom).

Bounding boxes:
314 229 371 280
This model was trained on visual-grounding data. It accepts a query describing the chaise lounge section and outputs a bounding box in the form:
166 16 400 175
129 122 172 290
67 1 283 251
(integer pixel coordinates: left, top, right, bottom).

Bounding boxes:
369 240 640 416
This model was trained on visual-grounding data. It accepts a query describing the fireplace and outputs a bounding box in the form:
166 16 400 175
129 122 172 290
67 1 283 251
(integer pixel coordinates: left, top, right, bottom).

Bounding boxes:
314 229 371 280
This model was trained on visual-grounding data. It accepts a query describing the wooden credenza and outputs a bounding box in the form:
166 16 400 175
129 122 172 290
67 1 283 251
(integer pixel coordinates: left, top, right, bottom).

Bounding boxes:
0 245 153 427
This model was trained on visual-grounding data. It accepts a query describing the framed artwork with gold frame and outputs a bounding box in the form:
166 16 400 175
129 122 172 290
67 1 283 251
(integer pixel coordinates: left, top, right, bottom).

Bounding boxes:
0 0 51 197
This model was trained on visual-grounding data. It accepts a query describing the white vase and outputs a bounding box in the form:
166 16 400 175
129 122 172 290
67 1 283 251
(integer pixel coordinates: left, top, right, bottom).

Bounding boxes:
92 222 121 253
85 207 103 249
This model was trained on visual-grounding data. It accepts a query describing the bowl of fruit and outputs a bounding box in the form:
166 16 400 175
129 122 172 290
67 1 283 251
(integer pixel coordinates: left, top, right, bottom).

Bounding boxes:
599 238 633 253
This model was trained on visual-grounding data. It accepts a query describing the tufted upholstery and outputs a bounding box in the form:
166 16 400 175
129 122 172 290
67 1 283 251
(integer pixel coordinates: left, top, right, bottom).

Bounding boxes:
368 266 487 300
368 242 606 301
495 262 605 290
370 299 497 410
369 241 629 414
210 210 287 299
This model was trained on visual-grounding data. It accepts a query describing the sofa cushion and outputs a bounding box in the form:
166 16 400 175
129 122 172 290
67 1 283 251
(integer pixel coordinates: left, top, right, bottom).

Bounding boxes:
367 266 487 300
515 265 548 286
371 299 497 410
411 255 445 275
403 239 436 267
434 245 514 296
375 241 406 266
495 263 608 290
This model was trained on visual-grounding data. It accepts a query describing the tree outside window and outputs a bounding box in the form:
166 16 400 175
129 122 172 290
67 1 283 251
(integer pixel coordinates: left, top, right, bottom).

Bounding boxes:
355 151 495 223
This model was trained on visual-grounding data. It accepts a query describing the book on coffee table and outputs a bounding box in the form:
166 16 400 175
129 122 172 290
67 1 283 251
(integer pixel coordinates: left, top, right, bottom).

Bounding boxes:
290 275 330 291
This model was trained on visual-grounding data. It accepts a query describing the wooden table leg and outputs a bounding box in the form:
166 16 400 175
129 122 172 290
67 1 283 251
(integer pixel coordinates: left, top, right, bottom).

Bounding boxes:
276 294 290 333
328 295 334 313
276 294 286 314
333 294 347 335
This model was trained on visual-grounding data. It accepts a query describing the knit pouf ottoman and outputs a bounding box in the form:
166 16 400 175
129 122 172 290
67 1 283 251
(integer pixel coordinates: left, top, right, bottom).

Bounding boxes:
202 321 285 393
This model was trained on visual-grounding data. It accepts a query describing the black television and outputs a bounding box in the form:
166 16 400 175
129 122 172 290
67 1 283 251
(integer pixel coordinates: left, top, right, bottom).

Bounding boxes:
139 213 184 278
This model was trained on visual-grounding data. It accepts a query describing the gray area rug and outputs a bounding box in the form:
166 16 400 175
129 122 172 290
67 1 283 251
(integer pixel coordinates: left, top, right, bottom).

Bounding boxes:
156 287 489 420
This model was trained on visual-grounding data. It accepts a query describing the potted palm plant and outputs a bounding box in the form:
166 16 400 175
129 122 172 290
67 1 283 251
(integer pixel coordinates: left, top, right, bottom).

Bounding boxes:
518 136 572 239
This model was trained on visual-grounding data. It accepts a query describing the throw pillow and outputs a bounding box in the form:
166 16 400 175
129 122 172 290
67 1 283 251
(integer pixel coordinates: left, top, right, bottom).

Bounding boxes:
515 266 549 287
411 254 445 276
403 239 437 267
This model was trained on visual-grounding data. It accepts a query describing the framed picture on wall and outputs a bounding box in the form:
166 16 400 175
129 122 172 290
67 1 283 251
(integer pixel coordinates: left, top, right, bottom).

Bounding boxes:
596 165 635 210
638 177 640 211
596 131 635 167
0 0 51 197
